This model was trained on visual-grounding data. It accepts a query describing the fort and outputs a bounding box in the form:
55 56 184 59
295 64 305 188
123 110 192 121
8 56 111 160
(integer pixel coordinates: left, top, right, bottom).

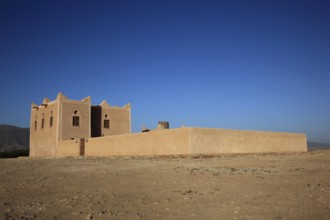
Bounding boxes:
30 93 307 157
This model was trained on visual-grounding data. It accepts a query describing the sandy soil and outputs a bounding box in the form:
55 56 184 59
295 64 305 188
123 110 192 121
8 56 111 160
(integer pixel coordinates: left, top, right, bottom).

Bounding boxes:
1 150 330 220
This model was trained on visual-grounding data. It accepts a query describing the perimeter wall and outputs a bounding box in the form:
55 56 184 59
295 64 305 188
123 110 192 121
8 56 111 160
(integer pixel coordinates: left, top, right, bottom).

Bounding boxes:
190 128 307 154
57 139 81 157
85 128 191 156
77 127 307 156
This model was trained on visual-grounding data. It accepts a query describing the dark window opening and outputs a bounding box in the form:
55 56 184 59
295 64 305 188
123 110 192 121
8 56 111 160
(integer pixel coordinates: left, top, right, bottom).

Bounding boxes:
104 119 110 129
91 106 101 137
72 116 80 126
41 119 45 129
34 121 37 130
50 116 53 127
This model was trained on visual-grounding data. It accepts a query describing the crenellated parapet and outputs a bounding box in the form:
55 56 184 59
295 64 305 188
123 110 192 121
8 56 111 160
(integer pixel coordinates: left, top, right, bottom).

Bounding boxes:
99 100 130 109
32 92 92 111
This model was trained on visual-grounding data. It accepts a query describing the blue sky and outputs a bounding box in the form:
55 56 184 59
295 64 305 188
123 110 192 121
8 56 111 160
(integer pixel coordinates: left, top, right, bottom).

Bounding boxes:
1 0 329 143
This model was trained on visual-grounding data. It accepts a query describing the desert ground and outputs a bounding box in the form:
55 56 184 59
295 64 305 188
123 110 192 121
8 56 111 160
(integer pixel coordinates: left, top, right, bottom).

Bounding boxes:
1 150 330 220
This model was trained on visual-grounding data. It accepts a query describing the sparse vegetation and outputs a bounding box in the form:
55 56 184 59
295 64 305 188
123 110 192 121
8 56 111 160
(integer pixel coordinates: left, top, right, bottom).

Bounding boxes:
0 124 29 158
0 149 29 158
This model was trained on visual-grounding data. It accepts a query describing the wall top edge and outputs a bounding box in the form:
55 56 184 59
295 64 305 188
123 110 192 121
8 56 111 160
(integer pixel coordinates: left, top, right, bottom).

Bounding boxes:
185 127 306 136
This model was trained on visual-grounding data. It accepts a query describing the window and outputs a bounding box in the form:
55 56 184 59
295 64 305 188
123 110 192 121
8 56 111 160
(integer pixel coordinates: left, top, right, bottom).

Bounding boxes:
41 119 45 129
72 110 80 127
49 116 53 127
72 116 80 126
104 119 110 129
34 121 37 130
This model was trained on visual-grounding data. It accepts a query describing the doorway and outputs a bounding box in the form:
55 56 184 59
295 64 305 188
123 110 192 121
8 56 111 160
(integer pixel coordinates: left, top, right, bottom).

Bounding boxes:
80 138 85 156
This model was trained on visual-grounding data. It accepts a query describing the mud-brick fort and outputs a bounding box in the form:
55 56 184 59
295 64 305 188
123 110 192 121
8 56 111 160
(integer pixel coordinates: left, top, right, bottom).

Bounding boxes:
30 93 307 157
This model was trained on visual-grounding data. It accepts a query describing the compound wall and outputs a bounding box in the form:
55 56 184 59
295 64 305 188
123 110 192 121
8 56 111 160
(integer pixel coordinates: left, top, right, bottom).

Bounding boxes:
85 128 191 156
81 127 307 157
190 128 307 154
57 139 82 157
46 127 307 157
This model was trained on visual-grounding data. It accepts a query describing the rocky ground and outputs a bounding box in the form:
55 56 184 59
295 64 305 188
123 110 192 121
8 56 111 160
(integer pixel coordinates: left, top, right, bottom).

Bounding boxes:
1 150 330 219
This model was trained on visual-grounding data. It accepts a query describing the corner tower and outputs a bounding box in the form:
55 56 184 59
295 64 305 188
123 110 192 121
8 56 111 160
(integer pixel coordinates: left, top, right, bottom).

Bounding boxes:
30 92 91 157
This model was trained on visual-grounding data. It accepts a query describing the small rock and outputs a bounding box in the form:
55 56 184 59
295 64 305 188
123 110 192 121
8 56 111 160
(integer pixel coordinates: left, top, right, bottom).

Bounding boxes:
86 213 94 220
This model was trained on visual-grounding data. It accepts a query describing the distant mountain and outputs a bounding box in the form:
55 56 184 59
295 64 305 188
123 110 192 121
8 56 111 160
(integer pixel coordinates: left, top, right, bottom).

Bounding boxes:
0 124 29 153
307 141 330 150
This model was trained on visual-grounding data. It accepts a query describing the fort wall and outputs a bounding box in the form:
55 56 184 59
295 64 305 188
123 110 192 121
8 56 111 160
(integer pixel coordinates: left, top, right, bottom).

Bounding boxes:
85 128 191 156
31 126 307 157
81 127 306 157
57 139 81 157
190 128 307 154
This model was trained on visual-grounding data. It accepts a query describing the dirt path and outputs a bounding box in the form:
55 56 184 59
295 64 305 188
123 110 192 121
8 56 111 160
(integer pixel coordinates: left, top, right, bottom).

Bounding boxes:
1 151 330 219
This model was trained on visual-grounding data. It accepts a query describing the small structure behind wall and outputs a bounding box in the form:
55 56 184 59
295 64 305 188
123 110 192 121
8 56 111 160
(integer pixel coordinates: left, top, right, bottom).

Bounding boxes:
157 121 169 130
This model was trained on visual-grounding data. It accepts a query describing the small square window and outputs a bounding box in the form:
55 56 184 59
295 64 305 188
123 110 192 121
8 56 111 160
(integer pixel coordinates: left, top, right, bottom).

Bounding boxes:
104 119 110 129
72 116 80 127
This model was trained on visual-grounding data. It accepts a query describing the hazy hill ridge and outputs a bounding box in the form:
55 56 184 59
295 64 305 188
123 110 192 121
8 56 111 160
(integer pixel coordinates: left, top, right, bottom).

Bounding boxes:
307 141 330 150
0 124 29 152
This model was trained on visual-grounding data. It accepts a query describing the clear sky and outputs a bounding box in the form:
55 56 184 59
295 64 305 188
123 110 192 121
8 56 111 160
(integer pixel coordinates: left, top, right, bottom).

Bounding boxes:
1 0 329 143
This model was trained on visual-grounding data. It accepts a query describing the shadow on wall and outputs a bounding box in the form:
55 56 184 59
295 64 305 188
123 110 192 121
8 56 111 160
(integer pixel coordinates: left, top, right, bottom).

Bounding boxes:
91 106 101 137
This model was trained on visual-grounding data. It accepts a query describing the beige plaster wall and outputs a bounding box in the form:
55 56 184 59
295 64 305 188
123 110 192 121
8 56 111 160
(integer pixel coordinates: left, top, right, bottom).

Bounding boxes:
101 107 130 136
60 102 91 140
190 128 307 154
30 102 58 157
85 128 191 156
83 127 306 157
29 145 56 157
57 139 81 157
